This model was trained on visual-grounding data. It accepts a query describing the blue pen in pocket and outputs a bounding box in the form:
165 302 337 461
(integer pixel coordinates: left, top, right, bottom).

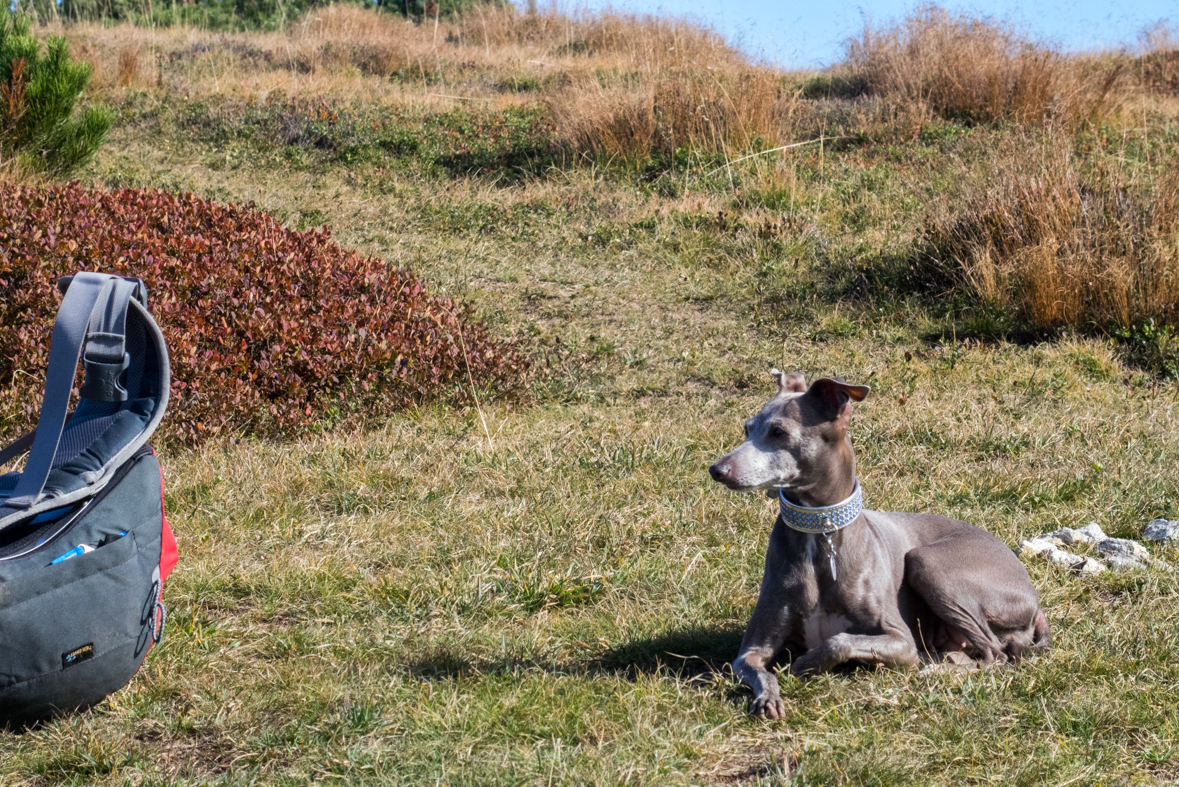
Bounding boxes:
49 531 128 565
50 544 94 565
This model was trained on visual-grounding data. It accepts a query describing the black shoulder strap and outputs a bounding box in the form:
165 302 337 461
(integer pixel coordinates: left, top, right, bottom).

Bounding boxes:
0 429 36 469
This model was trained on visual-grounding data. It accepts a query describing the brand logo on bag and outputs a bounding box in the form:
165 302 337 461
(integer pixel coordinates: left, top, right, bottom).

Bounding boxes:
62 643 95 669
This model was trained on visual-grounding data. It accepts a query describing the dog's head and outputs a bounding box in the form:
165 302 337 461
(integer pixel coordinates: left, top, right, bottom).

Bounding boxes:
708 371 870 501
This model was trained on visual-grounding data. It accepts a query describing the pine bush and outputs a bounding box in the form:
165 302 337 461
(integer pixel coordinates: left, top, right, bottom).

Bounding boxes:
0 13 112 175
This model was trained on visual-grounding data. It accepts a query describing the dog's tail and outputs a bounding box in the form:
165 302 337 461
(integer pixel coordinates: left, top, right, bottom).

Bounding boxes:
1031 609 1051 652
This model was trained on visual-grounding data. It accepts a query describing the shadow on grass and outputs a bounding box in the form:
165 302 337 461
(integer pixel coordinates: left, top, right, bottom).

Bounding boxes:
590 625 744 681
403 625 749 684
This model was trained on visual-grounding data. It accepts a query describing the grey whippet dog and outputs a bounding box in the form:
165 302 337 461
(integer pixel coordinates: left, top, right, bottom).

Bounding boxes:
709 371 1050 718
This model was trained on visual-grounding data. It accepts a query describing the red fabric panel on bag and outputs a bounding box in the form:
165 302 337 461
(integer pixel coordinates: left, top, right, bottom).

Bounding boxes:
159 516 178 585
155 451 178 585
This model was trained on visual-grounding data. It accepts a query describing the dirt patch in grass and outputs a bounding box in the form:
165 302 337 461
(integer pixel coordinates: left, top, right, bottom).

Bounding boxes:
700 742 798 785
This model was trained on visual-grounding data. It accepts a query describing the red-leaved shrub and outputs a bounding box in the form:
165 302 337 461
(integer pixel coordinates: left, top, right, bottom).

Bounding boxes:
0 183 528 444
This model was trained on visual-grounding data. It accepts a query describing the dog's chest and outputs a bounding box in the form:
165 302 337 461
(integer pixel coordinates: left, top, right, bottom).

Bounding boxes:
802 609 852 650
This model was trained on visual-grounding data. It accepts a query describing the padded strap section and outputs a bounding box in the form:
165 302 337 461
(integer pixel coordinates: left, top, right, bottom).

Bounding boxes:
4 274 117 510
42 400 154 497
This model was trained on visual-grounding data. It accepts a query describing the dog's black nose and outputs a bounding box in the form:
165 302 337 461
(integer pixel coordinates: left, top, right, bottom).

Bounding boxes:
709 462 728 482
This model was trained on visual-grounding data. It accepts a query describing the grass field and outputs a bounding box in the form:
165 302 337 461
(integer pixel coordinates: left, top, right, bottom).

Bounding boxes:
3 6 1179 784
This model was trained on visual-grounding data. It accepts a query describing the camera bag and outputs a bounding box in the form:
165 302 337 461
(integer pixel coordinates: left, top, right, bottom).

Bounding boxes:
0 272 176 724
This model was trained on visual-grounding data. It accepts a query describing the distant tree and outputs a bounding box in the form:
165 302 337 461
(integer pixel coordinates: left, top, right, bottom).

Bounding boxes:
54 0 496 29
0 13 112 175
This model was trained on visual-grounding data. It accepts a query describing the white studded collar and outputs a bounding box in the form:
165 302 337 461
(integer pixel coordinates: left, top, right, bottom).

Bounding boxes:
778 480 863 535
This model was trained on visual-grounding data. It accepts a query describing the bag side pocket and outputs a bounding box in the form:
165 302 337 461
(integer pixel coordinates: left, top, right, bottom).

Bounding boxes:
0 531 150 722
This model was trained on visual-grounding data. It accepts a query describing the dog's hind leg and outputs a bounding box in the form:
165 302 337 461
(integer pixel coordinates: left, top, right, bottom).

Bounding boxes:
1032 609 1051 650
904 538 1044 665
1001 609 1052 661
789 627 921 675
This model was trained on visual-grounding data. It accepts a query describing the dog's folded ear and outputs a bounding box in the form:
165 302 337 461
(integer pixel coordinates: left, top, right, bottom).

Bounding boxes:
809 377 871 416
771 368 807 395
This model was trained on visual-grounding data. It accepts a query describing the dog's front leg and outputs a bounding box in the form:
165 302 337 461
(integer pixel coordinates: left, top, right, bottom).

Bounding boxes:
734 644 787 719
790 629 919 676
733 538 796 719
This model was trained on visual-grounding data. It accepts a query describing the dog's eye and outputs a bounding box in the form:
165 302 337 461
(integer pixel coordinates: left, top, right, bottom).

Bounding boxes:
768 425 786 439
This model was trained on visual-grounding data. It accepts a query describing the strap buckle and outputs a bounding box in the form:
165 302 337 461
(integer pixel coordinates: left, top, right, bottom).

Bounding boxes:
80 352 130 402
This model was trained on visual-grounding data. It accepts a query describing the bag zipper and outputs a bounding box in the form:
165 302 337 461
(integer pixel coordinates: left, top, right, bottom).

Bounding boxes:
0 446 155 562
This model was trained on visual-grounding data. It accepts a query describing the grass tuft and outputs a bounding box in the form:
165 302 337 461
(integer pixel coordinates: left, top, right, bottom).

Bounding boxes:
922 130 1179 334
846 5 1124 128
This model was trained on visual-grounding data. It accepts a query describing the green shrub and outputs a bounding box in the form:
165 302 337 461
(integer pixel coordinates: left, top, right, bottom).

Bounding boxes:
0 13 112 175
0 183 531 444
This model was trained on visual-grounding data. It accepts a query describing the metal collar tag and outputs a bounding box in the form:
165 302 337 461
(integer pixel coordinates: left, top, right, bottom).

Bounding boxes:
777 480 863 581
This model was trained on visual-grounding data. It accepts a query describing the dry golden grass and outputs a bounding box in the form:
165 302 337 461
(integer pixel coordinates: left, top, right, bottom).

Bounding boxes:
926 132 1179 329
1139 21 1179 56
847 5 1125 128
287 5 433 77
449 3 744 71
60 4 797 159
0 156 40 186
547 65 793 161
463 4 797 158
1134 23 1179 97
115 41 140 86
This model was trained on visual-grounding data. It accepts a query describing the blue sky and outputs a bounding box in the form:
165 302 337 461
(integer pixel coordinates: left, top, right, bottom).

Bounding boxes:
578 0 1179 69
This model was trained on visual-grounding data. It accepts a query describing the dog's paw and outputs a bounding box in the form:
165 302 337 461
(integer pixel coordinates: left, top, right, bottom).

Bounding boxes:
750 693 786 720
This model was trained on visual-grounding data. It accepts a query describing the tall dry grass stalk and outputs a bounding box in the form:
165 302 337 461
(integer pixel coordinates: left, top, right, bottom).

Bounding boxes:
926 134 1179 329
847 5 1124 127
116 43 140 86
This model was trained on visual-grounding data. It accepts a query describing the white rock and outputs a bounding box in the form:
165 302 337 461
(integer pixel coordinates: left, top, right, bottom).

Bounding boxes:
1144 519 1179 543
1020 538 1058 556
1042 549 1078 569
1072 557 1108 574
1096 537 1150 561
1020 539 1106 574
1105 554 1144 572
1077 523 1107 542
1047 527 1092 545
